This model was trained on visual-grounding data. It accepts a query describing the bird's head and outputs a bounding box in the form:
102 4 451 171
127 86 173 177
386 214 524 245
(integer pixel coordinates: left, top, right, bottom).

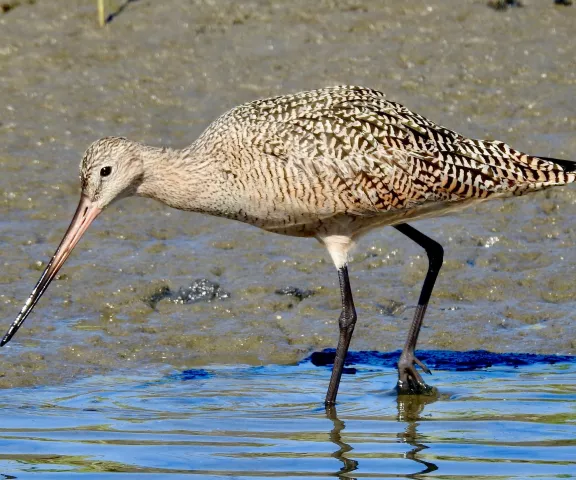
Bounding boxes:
80 136 145 209
0 136 145 346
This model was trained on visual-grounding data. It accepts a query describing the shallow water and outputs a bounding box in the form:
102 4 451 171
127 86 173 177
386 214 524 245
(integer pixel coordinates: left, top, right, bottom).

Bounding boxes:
1 352 575 478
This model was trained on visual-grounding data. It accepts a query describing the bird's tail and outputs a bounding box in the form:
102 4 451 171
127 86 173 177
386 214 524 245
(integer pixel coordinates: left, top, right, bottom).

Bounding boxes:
538 156 576 173
532 156 576 188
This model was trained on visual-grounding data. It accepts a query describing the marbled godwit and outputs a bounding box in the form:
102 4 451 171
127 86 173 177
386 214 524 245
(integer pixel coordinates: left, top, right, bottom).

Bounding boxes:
2 86 574 404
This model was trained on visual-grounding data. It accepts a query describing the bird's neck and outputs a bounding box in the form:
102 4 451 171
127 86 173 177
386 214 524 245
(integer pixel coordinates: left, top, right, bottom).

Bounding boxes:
136 144 216 213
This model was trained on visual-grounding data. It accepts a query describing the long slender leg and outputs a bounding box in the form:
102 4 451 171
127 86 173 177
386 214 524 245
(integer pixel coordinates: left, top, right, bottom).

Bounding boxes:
393 223 444 394
325 266 357 405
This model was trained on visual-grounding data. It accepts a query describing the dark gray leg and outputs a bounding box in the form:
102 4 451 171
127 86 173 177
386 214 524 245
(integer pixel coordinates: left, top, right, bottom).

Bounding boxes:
393 223 444 394
325 266 357 405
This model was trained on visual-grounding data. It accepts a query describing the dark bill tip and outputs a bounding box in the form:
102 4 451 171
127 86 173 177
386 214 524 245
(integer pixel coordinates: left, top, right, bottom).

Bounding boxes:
1 328 16 346
0 195 101 346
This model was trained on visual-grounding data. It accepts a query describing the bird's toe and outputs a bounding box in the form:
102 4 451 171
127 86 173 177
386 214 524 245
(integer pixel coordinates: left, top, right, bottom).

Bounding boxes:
396 354 434 395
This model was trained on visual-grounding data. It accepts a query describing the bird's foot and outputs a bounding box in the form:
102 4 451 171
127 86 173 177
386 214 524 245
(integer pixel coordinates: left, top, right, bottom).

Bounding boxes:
396 353 434 395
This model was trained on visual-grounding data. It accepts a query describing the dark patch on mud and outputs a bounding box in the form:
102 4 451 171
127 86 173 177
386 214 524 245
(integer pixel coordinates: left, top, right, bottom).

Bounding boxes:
487 0 523 10
1 0 35 14
144 279 230 309
275 286 315 301
308 349 575 372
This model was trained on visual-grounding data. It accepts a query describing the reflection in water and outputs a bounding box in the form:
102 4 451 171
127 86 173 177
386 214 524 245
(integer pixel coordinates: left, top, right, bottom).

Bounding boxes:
397 392 440 476
0 361 574 477
325 405 359 479
396 389 439 422
325 392 440 479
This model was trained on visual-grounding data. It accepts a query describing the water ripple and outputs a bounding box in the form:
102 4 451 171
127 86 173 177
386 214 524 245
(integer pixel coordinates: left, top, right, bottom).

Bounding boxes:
0 352 574 478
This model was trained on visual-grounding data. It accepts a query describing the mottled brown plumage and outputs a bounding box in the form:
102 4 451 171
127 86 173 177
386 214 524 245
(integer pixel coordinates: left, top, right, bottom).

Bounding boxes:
83 85 574 241
4 85 575 404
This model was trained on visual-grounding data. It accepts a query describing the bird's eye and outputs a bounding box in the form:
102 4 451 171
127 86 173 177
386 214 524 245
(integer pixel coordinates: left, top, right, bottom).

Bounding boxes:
100 166 112 177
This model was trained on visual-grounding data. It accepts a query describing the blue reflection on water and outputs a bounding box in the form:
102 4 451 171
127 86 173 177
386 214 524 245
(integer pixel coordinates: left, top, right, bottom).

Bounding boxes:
308 349 575 371
0 351 574 478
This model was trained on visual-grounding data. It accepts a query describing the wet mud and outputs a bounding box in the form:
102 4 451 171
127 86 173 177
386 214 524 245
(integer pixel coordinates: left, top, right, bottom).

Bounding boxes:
0 0 575 388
